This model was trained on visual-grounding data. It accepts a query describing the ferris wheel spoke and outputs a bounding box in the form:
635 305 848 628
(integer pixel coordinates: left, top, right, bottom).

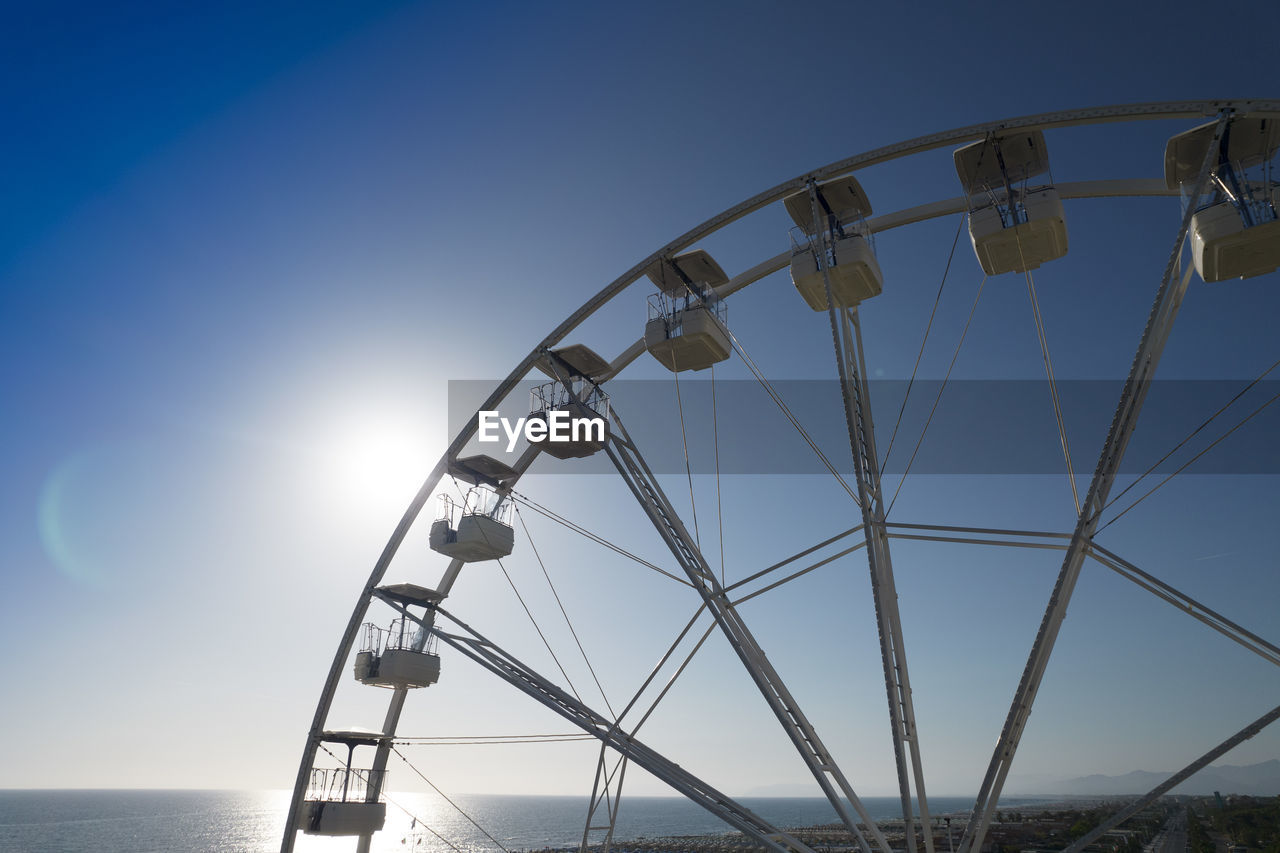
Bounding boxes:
959 110 1235 853
597 400 891 853
804 171 934 853
429 607 817 853
284 101 1280 853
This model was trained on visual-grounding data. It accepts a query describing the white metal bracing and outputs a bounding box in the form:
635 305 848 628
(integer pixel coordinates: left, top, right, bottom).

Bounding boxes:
534 349 899 852
283 101 1280 853
597 394 891 853
429 606 817 853
956 111 1235 853
808 181 934 853
579 743 627 853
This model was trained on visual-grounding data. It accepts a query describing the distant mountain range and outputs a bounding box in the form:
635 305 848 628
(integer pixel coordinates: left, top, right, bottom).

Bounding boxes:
745 760 1280 799
1033 760 1280 796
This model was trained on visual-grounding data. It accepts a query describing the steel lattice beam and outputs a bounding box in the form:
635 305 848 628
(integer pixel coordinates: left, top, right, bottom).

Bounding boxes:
429 608 816 853
600 401 891 853
808 180 933 853
958 111 1235 853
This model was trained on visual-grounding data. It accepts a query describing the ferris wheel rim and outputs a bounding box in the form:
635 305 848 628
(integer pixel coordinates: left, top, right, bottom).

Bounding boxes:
282 98 1280 852
439 100 1280 472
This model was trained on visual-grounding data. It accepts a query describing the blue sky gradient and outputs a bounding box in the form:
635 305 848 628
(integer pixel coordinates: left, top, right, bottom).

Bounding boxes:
2 0 1278 802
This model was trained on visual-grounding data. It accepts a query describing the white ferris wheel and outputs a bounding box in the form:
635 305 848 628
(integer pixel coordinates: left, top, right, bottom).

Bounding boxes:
282 100 1280 853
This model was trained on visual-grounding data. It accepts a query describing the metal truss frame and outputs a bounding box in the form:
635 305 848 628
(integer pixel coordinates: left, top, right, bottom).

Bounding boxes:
429 606 816 853
808 180 934 853
283 102 1280 853
957 111 1235 853
600 397 891 853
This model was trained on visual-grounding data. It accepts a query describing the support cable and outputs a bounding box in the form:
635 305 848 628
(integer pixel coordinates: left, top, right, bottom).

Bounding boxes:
886 274 988 516
446 478 585 703
1096 386 1280 534
630 622 718 732
882 212 968 473
395 734 595 745
514 502 617 718
672 355 701 547
1085 542 1280 668
705 307 863 509
496 556 586 705
507 489 690 587
725 321 863 507
391 745 512 853
712 362 726 585
1024 266 1081 514
665 265 861 508
584 609 719 853
1095 355 1280 521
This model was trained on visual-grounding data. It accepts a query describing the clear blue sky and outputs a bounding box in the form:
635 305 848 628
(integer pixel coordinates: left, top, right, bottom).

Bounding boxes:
2 0 1278 802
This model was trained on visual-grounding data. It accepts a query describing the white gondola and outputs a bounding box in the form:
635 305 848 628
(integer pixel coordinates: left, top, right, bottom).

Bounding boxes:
784 175 883 310
354 619 441 689
954 130 1068 275
528 345 611 457
301 800 386 836
428 487 514 561
526 384 610 458
302 734 387 836
1165 116 1280 282
644 250 732 372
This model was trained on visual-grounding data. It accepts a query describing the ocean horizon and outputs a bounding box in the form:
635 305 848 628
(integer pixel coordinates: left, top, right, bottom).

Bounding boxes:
0 790 1062 853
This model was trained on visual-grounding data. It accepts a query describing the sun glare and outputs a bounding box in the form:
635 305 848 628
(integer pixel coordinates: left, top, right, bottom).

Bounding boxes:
325 413 435 512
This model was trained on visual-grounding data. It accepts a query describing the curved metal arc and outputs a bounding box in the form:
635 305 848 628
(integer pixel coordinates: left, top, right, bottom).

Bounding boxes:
280 456 448 851
282 450 541 850
403 103 1274 480
603 177 1196 385
285 100 1278 851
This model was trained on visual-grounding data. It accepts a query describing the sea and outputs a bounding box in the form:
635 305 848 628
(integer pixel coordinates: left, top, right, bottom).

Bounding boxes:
0 791 1060 853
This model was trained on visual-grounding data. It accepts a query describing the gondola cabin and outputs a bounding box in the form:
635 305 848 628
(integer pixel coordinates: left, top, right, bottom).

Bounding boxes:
428 487 514 561
1165 116 1280 282
785 175 883 310
354 618 441 689
955 130 1068 275
644 250 732 372
302 733 387 836
529 344 612 458
301 800 386 836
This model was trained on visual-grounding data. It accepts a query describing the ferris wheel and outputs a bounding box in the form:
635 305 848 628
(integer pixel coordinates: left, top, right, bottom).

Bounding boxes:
281 100 1280 853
